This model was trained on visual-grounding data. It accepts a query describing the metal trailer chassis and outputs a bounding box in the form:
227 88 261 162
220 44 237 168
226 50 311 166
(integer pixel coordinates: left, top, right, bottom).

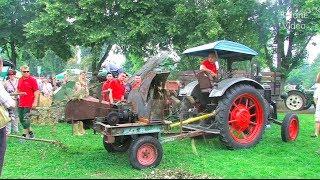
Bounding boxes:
93 112 218 170
92 110 299 170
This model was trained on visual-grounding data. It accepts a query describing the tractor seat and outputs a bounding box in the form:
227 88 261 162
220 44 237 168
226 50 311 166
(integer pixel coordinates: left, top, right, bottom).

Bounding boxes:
196 71 215 93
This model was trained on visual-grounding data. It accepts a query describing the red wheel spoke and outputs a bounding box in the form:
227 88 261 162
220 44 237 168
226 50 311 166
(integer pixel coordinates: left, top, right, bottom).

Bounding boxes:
245 99 249 108
250 113 256 117
229 119 238 124
240 132 247 139
248 104 255 109
249 121 257 125
237 97 243 105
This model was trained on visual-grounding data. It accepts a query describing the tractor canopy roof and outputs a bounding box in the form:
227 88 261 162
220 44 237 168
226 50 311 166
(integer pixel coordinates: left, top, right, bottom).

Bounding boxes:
182 40 258 61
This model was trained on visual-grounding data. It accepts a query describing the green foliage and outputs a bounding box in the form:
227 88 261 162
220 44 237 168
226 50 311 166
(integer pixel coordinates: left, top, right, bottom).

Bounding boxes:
253 0 320 79
123 53 145 75
17 49 66 76
0 0 42 65
25 0 264 75
286 55 320 88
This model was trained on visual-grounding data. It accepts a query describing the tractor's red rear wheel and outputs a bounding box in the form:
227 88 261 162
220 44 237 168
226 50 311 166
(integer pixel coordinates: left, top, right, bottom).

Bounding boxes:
216 84 267 149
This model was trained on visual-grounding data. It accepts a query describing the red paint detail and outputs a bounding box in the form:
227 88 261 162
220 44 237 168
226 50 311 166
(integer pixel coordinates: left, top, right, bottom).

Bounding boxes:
137 143 157 166
288 118 299 140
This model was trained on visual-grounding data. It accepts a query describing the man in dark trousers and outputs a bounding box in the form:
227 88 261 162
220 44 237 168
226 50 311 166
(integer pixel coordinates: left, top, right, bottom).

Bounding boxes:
0 58 16 176
17 65 39 139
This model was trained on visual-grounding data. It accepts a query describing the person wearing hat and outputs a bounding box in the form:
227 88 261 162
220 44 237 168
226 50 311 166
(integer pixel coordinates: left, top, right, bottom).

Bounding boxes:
3 69 19 135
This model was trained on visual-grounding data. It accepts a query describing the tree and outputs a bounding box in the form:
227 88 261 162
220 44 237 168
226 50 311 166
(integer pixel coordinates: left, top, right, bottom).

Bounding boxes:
253 0 320 83
121 0 261 73
0 0 41 66
286 54 320 88
26 0 263 77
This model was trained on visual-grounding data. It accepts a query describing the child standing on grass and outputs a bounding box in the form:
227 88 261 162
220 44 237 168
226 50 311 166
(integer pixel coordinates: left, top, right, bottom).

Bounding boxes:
312 72 320 138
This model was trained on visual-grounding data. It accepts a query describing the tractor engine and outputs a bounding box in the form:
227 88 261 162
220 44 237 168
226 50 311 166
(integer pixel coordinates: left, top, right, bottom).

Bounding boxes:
104 104 138 126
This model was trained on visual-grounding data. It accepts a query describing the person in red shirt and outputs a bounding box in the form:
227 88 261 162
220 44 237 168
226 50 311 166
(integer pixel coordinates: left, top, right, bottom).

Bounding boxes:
17 65 40 139
108 73 126 104
200 52 219 78
101 72 114 102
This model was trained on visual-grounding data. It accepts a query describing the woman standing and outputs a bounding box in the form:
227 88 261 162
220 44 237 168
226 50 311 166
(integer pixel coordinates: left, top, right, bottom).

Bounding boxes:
312 73 320 138
4 69 19 135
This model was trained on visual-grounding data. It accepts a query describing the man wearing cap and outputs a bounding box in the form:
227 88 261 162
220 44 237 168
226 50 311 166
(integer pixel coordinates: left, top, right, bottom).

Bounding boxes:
3 69 19 135
17 65 39 138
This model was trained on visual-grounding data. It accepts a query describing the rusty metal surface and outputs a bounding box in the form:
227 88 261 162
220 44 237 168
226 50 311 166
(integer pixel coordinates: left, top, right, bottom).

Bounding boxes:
165 81 180 91
127 51 171 84
93 121 164 137
65 96 111 121
138 72 157 102
161 130 206 143
127 71 171 123
127 89 147 118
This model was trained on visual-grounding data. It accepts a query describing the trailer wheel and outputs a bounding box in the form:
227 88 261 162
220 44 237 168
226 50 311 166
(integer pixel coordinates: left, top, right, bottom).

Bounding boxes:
281 113 299 142
216 84 267 149
103 135 131 153
129 136 163 169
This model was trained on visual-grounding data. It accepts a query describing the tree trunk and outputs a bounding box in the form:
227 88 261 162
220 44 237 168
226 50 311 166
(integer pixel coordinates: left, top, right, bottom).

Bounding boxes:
9 40 18 67
89 45 112 99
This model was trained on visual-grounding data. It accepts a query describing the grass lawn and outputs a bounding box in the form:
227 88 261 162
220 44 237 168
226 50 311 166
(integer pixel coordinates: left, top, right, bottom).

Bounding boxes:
2 113 320 179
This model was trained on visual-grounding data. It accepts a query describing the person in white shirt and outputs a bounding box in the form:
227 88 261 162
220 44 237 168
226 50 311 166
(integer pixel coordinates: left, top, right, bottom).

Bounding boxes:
101 59 124 77
0 59 16 176
3 69 19 135
312 73 320 138
41 77 53 97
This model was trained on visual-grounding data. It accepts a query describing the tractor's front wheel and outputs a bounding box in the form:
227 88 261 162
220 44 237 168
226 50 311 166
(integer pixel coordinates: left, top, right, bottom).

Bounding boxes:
216 84 267 149
281 113 299 142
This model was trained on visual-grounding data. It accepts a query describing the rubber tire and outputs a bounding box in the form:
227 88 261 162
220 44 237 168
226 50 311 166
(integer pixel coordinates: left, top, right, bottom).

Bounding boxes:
303 100 312 110
179 97 192 120
216 84 267 149
285 91 306 111
103 135 131 153
128 136 163 169
281 113 299 142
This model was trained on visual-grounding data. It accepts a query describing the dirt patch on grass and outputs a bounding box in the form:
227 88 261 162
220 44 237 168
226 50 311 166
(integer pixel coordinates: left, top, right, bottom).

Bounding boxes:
144 168 219 179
